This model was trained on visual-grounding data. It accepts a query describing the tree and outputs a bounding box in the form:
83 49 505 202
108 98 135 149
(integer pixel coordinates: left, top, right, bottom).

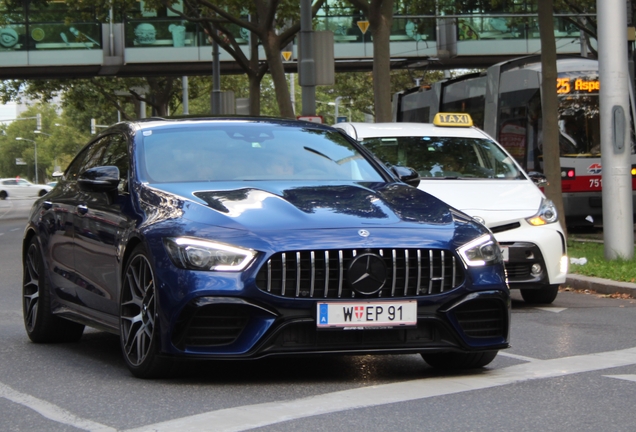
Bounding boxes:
538 0 566 234
147 0 327 117
313 68 443 123
0 104 88 181
346 0 395 122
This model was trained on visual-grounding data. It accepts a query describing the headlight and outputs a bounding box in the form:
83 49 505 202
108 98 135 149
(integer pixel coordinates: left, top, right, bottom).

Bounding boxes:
163 237 256 271
457 234 503 267
526 198 558 226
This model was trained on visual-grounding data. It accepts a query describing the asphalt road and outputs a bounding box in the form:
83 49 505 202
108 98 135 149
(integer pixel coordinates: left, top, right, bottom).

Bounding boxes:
2 198 636 432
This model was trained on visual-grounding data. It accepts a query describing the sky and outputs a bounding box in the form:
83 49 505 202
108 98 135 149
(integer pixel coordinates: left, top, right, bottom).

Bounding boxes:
0 102 17 122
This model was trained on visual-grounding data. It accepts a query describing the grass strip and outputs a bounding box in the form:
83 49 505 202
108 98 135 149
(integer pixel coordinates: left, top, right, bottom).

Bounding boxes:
567 240 636 283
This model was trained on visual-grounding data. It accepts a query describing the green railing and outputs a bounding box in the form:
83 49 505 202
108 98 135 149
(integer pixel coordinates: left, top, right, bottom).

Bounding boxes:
0 22 101 51
0 14 586 52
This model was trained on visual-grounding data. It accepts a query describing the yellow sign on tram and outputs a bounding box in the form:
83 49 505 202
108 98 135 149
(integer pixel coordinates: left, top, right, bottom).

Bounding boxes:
557 77 600 94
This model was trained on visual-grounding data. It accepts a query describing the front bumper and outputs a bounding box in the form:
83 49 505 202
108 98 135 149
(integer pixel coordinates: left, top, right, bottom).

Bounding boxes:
493 221 567 290
161 289 510 359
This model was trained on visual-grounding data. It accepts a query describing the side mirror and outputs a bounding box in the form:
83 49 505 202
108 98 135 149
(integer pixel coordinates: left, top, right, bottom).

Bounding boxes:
52 170 64 178
527 171 548 187
78 166 120 192
391 166 420 187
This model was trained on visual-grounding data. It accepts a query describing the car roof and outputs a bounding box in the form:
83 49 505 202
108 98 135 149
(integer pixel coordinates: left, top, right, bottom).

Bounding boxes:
334 122 489 140
124 116 337 132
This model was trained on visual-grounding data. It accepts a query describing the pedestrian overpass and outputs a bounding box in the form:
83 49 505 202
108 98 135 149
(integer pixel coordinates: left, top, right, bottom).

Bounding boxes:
0 14 587 79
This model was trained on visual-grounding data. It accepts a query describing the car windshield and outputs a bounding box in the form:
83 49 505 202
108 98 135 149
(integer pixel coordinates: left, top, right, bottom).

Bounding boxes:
139 122 385 183
360 135 524 180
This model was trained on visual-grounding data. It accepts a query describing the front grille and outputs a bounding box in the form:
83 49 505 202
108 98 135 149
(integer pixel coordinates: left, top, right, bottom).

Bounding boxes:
172 304 249 348
453 299 506 338
256 248 464 299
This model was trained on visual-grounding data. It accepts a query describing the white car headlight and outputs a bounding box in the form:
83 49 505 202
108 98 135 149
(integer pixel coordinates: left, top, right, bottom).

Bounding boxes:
526 198 558 226
457 234 503 267
164 237 256 271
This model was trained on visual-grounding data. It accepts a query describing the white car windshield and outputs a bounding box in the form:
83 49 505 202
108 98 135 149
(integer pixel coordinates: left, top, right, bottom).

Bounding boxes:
361 136 524 180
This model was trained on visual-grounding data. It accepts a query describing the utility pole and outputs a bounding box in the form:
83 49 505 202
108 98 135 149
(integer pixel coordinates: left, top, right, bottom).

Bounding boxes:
299 0 316 116
597 0 634 259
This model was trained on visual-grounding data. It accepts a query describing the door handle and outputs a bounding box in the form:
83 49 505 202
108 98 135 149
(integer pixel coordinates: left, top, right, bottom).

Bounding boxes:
77 204 88 215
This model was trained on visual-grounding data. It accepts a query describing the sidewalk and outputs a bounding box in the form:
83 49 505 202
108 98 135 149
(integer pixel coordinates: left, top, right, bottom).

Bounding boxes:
565 274 636 298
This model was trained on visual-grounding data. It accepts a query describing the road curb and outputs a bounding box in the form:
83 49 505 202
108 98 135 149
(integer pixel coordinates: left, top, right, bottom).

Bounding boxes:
565 274 636 298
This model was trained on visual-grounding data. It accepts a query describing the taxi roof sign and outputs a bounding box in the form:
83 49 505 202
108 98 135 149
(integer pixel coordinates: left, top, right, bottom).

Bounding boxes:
433 112 473 127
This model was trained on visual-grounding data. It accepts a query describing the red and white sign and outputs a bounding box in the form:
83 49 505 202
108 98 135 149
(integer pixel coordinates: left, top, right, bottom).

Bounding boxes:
297 115 323 124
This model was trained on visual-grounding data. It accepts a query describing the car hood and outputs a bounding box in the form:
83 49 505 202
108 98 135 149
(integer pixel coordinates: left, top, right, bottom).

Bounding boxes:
137 181 491 248
418 180 544 222
144 181 454 228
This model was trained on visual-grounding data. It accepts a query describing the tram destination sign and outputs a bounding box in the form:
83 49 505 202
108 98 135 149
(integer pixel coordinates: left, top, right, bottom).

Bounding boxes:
557 77 600 94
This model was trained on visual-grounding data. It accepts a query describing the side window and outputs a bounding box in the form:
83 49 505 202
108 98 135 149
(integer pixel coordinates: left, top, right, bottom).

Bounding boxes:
100 134 130 193
65 137 109 182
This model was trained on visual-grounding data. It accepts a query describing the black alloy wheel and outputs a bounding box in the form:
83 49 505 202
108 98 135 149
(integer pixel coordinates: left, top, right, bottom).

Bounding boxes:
23 237 84 343
120 245 172 378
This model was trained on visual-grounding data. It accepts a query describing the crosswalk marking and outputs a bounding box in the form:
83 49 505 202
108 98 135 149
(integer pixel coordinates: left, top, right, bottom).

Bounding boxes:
604 374 636 383
0 382 116 432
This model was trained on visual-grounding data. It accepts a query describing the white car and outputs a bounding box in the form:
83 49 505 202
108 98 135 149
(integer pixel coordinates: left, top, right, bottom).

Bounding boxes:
334 113 568 304
0 178 52 200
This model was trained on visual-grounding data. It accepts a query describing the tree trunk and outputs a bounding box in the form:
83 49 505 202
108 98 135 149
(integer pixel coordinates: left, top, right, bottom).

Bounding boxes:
368 0 394 122
263 31 294 118
249 13 262 116
538 0 567 234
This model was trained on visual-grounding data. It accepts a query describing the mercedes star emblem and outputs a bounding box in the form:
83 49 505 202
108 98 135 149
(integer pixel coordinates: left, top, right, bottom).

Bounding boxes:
347 253 387 295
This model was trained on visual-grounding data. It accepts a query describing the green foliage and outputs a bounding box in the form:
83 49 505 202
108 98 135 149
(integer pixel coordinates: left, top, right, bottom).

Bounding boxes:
568 240 636 283
0 104 89 182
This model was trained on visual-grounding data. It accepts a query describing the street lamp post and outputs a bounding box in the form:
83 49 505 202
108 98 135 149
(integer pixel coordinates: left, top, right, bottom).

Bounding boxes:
16 137 38 184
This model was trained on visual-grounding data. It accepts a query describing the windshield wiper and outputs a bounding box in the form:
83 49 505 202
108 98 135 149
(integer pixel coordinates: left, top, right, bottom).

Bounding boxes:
304 146 334 162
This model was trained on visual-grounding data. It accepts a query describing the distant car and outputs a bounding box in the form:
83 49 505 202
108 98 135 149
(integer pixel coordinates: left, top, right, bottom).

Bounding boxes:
334 113 568 304
0 178 52 200
23 117 510 378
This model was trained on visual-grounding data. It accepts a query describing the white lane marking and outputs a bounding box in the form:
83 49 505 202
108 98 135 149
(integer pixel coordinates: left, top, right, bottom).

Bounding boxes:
126 347 636 432
498 351 538 362
0 205 12 218
535 307 567 313
10 228 20 232
0 382 116 432
605 374 636 383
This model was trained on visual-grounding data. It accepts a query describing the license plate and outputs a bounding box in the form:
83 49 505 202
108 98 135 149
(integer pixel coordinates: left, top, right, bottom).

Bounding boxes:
316 301 417 329
500 246 509 262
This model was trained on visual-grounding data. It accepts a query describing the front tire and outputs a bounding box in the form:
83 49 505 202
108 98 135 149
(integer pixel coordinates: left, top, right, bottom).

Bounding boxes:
520 284 559 304
120 245 172 378
0 190 7 200
421 351 498 369
23 237 85 343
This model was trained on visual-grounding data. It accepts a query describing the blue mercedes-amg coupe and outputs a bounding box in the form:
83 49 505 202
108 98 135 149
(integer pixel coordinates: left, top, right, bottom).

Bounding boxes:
22 117 510 378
